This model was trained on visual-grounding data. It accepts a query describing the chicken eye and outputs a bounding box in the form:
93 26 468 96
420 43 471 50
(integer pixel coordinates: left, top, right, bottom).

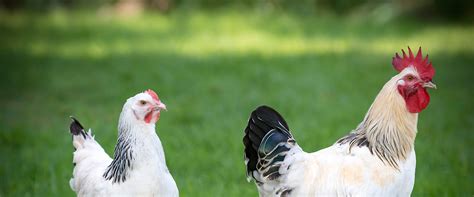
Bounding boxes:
406 75 414 81
139 100 147 105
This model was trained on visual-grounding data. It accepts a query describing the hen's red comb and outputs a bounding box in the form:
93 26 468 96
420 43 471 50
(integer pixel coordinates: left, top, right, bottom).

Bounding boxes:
392 47 435 81
145 89 159 101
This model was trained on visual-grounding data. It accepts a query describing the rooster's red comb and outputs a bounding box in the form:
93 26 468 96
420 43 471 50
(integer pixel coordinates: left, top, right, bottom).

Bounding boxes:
392 47 435 81
145 89 159 101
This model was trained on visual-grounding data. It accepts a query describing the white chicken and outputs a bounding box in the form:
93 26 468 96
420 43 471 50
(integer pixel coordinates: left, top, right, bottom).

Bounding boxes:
243 47 436 196
69 89 178 196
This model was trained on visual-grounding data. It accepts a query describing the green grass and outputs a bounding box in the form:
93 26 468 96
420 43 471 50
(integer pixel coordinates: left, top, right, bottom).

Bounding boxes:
0 9 473 196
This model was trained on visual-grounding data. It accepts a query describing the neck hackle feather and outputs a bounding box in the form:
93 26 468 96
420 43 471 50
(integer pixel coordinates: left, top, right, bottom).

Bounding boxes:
341 47 435 169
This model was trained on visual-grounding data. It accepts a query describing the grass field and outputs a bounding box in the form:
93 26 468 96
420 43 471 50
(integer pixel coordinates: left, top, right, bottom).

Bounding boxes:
0 9 473 196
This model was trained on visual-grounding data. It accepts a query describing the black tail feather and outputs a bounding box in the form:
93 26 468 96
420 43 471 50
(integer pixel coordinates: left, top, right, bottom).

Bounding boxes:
70 116 87 138
243 105 295 180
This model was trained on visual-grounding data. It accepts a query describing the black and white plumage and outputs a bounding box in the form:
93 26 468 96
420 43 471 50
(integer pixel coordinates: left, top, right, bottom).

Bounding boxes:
243 106 294 181
243 106 302 196
243 104 417 196
243 48 437 196
69 90 178 196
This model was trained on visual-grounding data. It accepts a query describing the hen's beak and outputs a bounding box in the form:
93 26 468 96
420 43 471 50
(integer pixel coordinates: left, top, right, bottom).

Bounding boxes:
423 81 437 89
154 102 167 111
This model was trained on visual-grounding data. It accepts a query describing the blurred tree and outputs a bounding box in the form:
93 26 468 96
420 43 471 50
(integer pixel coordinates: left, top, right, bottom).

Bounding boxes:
146 0 172 12
316 0 367 14
0 0 111 11
0 0 472 21
431 0 474 19
115 0 144 16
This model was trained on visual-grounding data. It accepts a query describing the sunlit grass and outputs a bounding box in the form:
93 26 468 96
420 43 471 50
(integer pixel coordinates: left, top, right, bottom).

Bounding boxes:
2 10 473 59
0 9 473 196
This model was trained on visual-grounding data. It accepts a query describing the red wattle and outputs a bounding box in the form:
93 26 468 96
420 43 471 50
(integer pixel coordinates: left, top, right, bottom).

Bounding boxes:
405 88 430 113
145 111 153 123
144 111 160 124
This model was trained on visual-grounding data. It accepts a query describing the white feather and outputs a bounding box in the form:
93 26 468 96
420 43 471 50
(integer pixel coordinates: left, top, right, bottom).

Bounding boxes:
70 92 178 197
249 68 423 196
257 143 416 196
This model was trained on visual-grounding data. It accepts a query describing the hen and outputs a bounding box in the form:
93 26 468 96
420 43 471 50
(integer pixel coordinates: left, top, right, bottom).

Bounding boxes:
243 47 436 196
69 89 178 196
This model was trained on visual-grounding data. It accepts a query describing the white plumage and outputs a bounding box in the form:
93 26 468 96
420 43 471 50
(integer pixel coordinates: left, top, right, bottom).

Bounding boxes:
249 138 416 196
69 90 178 196
243 48 436 196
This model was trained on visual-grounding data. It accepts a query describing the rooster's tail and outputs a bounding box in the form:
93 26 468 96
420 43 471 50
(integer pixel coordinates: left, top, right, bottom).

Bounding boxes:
243 106 302 183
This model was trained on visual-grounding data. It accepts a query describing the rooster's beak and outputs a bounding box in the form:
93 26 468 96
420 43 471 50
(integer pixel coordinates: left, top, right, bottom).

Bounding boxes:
154 102 167 111
423 81 437 89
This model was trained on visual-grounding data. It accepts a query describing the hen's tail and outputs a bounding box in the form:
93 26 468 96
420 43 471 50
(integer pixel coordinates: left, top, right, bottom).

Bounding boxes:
70 117 94 150
243 105 301 184
69 117 111 192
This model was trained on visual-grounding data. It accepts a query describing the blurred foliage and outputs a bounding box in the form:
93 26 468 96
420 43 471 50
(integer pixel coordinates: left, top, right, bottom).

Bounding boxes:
1 0 473 20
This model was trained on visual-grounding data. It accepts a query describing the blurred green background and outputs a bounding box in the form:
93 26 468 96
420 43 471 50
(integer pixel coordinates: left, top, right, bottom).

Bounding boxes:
0 0 473 196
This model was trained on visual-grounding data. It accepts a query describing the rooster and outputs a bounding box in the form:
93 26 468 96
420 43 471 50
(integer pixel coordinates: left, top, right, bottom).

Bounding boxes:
69 89 179 196
243 47 436 196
